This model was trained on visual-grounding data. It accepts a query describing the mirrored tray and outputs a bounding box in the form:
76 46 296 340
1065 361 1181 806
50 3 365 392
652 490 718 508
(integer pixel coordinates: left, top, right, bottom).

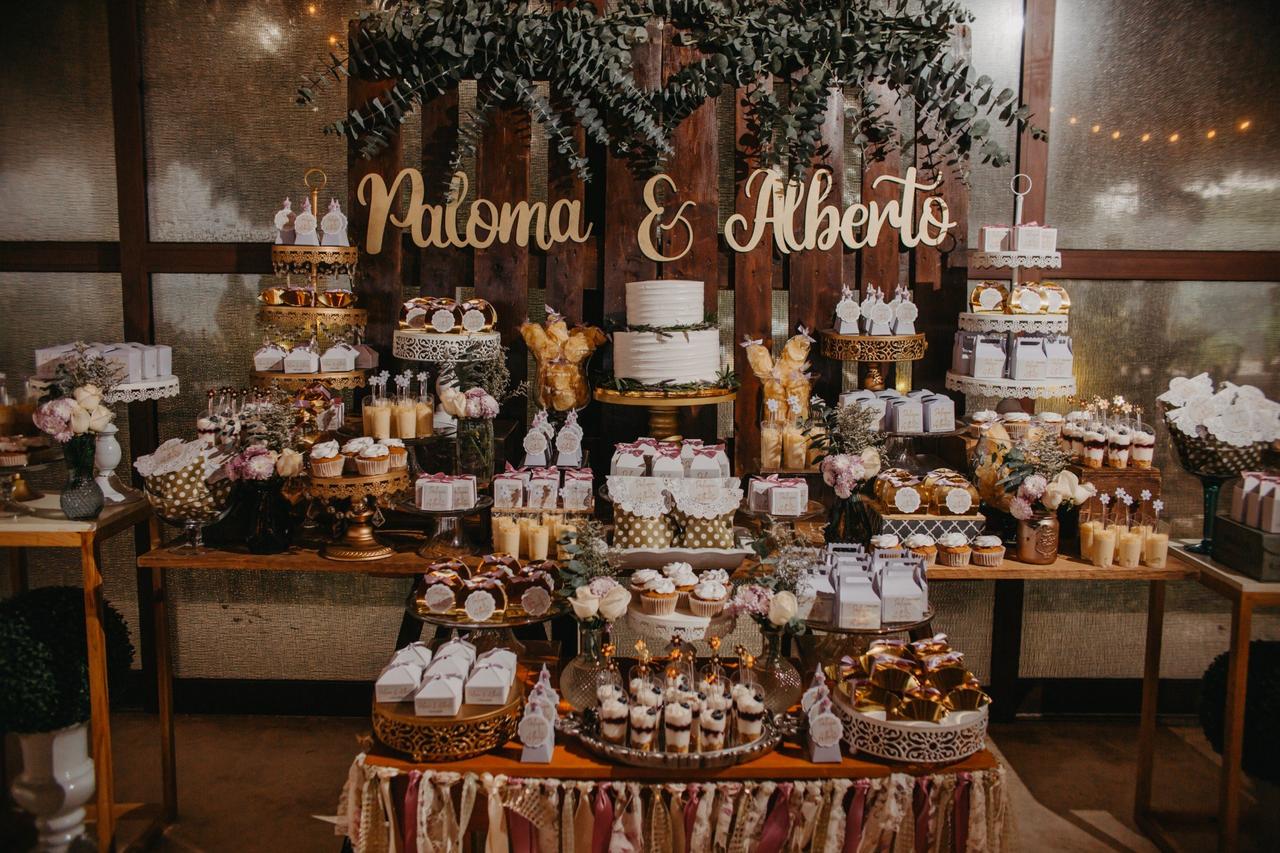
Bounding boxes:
558 709 788 769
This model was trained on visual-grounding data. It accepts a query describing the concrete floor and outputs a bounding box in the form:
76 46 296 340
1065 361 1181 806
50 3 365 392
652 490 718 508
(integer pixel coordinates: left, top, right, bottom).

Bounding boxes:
10 714 1280 852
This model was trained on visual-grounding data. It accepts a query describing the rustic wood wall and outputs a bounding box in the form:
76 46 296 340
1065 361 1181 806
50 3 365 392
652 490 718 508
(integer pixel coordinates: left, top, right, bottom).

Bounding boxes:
346 24 972 473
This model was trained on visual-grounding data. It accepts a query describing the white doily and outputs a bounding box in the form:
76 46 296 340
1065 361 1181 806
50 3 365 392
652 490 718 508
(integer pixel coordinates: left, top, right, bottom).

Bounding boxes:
957 312 1069 334
392 330 502 362
607 476 670 517
670 482 743 519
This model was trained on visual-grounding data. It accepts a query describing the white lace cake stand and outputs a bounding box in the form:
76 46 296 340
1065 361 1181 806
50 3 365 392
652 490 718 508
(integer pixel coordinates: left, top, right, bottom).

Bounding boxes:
945 371 1076 400
392 330 502 362
104 376 181 404
970 250 1061 269
956 312 1069 334
623 606 738 644
830 689 989 763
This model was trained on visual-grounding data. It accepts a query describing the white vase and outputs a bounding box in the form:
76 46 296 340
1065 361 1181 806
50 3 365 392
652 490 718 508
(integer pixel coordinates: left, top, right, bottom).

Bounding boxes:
11 722 96 852
93 422 127 503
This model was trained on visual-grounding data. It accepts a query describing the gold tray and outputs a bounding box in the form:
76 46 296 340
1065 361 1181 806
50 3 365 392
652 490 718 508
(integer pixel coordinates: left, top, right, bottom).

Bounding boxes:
258 305 367 332
372 679 523 762
270 244 359 277
820 330 927 362
308 469 410 501
249 369 368 392
594 386 738 404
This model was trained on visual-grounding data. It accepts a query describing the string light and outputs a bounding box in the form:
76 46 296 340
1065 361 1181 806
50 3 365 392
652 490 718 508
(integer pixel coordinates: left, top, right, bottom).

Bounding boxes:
1110 130 1121 140
1091 124 1101 133
308 3 317 13
1206 129 1217 139
1140 133 1150 143
1239 119 1252 131
1062 114 1257 142
1169 133 1179 143
1069 116 1078 125
328 34 339 45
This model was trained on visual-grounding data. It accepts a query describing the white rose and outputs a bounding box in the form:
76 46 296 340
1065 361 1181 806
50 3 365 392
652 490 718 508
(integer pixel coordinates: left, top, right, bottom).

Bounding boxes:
1042 486 1065 510
69 405 91 434
275 448 304 478
598 586 631 621
569 586 600 620
439 386 468 417
767 590 798 627
87 405 115 432
74 384 103 412
859 447 881 478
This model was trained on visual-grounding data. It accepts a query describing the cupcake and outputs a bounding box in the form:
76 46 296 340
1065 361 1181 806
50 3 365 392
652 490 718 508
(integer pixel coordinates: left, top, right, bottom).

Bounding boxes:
663 561 699 606
600 698 629 744
700 708 727 751
698 568 730 586
971 535 1005 566
629 569 661 595
969 410 998 436
1001 411 1032 441
342 436 375 473
309 439 343 477
664 702 694 754
733 686 767 741
689 580 729 617
936 532 972 566
870 533 900 552
638 576 678 615
904 533 937 565
380 437 408 469
629 704 658 751
356 443 390 475
1036 411 1064 438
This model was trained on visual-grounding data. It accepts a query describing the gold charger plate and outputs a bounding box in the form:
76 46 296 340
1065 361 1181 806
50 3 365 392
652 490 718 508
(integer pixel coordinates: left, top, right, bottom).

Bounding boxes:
250 369 368 392
593 387 738 405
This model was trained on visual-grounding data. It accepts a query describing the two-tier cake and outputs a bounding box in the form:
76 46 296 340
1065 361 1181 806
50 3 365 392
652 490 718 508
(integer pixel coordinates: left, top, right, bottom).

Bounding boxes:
612 280 721 385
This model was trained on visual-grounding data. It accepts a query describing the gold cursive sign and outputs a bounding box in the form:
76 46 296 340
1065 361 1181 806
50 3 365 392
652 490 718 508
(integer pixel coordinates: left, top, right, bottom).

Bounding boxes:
724 166 954 254
357 169 593 254
637 174 695 262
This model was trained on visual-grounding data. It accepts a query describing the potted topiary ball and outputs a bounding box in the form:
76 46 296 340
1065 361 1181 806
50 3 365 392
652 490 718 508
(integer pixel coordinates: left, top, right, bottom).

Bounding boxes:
0 587 133 852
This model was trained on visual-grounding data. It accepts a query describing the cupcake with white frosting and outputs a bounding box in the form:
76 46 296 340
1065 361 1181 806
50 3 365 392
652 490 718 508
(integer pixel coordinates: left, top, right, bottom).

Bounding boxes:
1002 411 1033 441
972 534 1005 566
309 439 343 477
870 533 900 551
904 533 937 565
355 442 390 475
689 579 729 617
936 532 972 566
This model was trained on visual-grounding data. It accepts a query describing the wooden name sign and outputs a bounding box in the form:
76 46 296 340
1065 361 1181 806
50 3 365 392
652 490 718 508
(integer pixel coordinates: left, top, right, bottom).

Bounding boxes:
357 170 592 254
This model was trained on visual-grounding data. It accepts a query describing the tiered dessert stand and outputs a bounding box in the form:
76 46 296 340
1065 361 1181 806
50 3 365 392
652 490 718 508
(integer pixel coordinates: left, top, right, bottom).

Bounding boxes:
818 330 927 392
307 468 410 561
945 174 1074 406
593 386 738 439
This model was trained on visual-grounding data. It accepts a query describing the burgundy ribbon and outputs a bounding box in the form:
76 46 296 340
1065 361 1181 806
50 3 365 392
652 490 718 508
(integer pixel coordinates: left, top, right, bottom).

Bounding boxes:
843 779 870 853
756 783 793 853
508 807 537 853
591 783 614 853
953 772 971 853
913 777 932 853
417 472 453 482
401 770 421 853
684 785 701 843
690 447 720 459
655 444 682 459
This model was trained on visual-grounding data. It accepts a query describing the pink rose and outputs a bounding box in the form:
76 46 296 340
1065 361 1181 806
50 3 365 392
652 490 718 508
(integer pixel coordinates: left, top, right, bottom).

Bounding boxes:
1009 496 1034 521
1020 474 1048 500
463 388 500 419
33 397 76 443
587 577 620 598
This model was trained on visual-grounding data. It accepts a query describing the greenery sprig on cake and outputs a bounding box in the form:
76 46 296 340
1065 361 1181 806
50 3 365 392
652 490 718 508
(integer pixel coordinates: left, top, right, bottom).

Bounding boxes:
599 366 738 394
298 0 1039 182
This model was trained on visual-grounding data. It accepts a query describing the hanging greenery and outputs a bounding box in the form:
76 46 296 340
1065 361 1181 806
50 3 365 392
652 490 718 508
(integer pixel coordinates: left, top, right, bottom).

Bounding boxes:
298 0 1041 183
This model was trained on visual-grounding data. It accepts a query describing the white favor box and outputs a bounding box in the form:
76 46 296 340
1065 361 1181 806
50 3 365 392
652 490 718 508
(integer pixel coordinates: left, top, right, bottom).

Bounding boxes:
1232 474 1262 523
839 389 874 408
979 225 1011 253
561 475 593 510
922 395 956 433
451 476 477 509
855 398 889 431
34 343 78 378
889 399 923 434
687 454 720 479
651 454 684 478
102 345 143 383
416 477 454 511
376 662 425 703
124 343 159 379
465 664 515 706
836 575 881 630
320 344 357 372
493 476 525 510
414 674 464 716
526 473 559 510
1009 338 1048 381
283 348 319 374
797 571 835 623
1044 337 1074 379
971 337 1006 379
952 332 977 376
767 482 807 516
152 344 173 377
875 562 927 623
253 345 287 372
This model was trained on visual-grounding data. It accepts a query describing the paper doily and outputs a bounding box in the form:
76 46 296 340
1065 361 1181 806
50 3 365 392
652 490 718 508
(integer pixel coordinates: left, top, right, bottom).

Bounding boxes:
945 371 1076 399
104 376 181 404
971 250 1062 269
392 330 502 362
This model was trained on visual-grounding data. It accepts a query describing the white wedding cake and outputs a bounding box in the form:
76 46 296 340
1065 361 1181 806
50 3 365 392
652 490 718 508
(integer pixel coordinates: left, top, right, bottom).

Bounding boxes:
612 280 721 385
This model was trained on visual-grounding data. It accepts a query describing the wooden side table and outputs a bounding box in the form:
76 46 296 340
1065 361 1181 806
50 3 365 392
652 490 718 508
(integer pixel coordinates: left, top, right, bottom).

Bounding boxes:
1 496 172 853
1135 544 1280 853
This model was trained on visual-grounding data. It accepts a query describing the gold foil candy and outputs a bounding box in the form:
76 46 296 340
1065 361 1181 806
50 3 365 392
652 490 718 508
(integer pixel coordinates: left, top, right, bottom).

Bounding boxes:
891 697 948 723
458 298 498 332
868 664 918 695
282 287 315 307
259 287 288 306
926 667 973 694
944 686 992 712
317 288 356 308
854 684 901 713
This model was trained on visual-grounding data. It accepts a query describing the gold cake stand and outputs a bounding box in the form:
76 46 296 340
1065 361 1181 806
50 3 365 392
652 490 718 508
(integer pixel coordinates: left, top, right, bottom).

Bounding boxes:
372 678 523 762
820 330 927 392
308 469 410 561
250 369 368 392
594 387 737 439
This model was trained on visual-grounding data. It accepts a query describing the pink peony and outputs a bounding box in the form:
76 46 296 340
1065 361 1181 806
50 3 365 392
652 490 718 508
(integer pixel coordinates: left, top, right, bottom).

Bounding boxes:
1009 496 1034 521
1019 474 1048 501
463 388 500 419
587 576 620 597
33 397 77 443
227 446 279 481
728 583 772 618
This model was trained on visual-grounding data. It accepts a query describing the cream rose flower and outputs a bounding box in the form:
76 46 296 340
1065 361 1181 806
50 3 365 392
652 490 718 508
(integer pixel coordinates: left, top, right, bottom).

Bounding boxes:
74 384 103 412
275 448 304 478
569 586 600 620
87 405 115 433
69 406 92 434
859 447 881 479
598 585 631 621
767 590 798 627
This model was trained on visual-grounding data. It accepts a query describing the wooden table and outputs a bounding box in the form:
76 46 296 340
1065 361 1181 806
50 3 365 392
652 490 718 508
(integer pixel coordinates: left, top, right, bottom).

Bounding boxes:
1135 544 1280 853
1 495 170 853
927 553 1199 723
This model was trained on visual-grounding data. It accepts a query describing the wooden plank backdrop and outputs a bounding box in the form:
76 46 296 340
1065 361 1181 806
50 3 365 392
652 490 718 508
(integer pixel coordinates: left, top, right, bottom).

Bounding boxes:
345 21 971 466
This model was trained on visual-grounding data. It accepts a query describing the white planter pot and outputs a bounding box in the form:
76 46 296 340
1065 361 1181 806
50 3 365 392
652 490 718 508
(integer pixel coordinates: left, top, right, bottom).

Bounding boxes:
93 422 127 503
11 722 95 852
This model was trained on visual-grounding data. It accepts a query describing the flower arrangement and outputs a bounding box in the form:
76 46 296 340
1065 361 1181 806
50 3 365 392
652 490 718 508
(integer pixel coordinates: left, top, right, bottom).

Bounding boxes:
33 386 115 443
808 398 884 499
993 435 1095 519
225 446 304 482
559 521 629 628
727 584 802 634
1158 373 1280 448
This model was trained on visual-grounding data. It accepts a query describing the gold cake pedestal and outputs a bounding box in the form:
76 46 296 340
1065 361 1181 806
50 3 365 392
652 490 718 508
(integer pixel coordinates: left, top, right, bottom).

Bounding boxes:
819 330 927 392
594 387 737 439
372 679 523 762
308 469 410 561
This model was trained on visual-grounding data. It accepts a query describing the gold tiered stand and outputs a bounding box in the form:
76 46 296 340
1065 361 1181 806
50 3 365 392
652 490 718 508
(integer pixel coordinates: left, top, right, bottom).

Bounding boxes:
594 386 737 439
819 330 927 392
249 369 368 392
307 469 410 561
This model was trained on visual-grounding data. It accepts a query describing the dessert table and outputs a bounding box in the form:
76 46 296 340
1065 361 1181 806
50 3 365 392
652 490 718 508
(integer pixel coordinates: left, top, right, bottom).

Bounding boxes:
339 742 1013 853
0 494 171 853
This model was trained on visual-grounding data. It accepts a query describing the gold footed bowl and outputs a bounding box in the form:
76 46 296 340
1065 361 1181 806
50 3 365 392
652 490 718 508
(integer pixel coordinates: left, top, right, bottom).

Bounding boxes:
371 680 523 762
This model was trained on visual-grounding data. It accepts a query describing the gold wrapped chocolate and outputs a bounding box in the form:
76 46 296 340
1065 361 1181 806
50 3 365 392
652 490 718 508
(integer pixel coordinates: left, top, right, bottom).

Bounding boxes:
282 287 315 307
259 287 288 306
908 635 951 657
854 684 901 714
891 697 948 723
904 684 945 703
867 640 914 660
317 288 356 308
458 297 497 331
920 651 965 672
926 667 973 694
868 664 918 695
944 686 992 712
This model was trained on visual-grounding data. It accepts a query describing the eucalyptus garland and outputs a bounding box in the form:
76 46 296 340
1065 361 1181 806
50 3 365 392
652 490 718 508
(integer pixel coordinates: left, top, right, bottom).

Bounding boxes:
299 0 1038 182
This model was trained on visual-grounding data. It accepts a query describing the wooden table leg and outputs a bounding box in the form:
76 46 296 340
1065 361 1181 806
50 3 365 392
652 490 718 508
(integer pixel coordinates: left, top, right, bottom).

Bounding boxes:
1219 597 1252 853
81 536 116 853
146 517 177 822
988 579 1025 723
7 545 29 594
1134 580 1165 825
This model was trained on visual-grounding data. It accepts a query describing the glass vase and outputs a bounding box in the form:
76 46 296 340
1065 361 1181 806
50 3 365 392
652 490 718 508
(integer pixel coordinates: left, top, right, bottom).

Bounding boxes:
60 434 103 520
244 480 292 555
825 495 871 543
559 622 611 711
754 625 802 714
455 417 495 487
